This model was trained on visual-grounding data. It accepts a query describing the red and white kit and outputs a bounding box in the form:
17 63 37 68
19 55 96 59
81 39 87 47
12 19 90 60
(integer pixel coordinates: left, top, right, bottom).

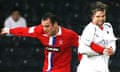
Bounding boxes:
77 22 116 72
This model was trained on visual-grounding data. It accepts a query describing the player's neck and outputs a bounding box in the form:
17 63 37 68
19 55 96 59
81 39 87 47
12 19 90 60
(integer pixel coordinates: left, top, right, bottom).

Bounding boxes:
55 26 59 35
91 21 104 30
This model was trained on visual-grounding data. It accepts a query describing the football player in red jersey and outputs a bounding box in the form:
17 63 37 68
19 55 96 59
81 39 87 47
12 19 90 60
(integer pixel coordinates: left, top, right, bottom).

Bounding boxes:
1 12 82 72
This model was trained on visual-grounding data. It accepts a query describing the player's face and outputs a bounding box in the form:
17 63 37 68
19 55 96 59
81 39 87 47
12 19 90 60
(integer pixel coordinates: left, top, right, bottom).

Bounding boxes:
41 18 58 36
11 11 20 21
92 11 106 27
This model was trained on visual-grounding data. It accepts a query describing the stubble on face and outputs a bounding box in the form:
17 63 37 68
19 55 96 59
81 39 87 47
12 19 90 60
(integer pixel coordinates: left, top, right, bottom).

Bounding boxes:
92 11 106 27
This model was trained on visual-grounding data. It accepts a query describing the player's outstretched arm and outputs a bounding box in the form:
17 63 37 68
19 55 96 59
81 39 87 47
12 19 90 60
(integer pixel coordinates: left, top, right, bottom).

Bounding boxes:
0 26 40 37
1 27 30 36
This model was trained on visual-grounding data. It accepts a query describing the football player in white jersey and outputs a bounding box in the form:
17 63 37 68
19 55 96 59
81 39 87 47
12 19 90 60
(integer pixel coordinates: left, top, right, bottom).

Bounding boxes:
77 1 116 72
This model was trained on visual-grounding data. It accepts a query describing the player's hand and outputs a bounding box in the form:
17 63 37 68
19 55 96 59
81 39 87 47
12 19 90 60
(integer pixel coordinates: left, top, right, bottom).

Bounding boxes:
103 47 114 56
1 28 9 35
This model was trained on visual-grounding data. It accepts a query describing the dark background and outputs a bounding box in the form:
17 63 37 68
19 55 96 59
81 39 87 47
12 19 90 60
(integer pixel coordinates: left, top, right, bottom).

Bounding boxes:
0 0 120 72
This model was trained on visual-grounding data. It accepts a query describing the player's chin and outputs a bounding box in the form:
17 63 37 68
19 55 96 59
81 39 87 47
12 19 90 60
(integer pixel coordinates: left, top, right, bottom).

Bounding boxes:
50 33 55 36
98 22 104 26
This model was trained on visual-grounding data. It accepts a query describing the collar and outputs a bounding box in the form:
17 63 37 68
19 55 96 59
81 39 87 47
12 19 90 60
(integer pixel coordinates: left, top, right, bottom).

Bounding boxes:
90 22 104 30
56 26 62 36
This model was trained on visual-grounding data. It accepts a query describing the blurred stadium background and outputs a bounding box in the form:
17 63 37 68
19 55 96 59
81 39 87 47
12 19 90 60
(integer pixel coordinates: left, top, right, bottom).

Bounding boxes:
0 0 120 72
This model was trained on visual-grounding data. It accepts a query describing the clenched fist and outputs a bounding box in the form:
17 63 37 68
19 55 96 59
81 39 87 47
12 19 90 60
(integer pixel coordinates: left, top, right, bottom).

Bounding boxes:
103 47 114 56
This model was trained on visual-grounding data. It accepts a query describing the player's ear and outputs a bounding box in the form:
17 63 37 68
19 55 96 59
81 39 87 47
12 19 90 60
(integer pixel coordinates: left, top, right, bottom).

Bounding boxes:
53 22 58 26
91 15 94 19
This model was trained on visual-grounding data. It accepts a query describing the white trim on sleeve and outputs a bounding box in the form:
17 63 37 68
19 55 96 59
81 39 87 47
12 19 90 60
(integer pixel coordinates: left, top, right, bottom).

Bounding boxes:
28 27 35 33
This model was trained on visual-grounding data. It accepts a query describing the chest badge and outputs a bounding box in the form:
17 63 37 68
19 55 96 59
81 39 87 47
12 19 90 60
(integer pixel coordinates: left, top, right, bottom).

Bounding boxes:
59 39 63 45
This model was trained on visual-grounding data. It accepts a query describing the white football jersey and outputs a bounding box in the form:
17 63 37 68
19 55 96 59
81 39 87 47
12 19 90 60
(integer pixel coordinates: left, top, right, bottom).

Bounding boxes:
78 22 116 56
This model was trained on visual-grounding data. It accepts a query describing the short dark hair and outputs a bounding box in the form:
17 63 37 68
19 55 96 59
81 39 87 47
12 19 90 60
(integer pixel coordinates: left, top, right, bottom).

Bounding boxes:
41 12 58 25
10 7 21 14
90 1 108 15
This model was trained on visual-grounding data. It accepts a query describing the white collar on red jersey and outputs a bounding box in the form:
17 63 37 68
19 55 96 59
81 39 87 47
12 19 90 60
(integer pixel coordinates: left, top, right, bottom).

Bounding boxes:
56 26 62 36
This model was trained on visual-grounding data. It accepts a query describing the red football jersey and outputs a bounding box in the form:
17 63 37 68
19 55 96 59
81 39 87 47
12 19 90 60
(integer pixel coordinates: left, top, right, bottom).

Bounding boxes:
9 25 79 72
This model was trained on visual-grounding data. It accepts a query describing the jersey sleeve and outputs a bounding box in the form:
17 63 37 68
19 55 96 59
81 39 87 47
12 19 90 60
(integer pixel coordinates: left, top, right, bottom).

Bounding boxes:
4 18 11 28
90 42 104 54
105 23 116 53
71 30 79 47
9 25 42 38
21 17 27 27
70 31 82 61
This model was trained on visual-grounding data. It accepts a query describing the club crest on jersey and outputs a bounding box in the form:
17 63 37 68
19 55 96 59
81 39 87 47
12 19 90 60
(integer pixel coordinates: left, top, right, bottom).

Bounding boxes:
59 39 63 45
107 31 109 34
95 34 99 37
45 47 60 52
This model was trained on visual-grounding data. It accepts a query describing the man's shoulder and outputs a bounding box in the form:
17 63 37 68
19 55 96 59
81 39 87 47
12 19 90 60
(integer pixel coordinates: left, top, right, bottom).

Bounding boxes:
4 16 13 24
62 27 75 32
19 17 26 21
34 24 43 30
104 22 112 28
83 22 96 31
29 24 43 33
61 27 78 35
5 16 11 21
